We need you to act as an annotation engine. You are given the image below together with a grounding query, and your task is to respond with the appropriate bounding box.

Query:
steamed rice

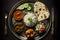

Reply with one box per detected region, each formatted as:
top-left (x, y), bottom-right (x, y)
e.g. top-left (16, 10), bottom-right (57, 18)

top-left (23, 12), bottom-right (37, 27)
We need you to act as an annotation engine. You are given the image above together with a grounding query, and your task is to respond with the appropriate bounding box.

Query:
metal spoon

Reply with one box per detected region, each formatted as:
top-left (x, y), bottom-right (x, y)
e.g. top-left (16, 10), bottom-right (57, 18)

top-left (5, 13), bottom-right (8, 35)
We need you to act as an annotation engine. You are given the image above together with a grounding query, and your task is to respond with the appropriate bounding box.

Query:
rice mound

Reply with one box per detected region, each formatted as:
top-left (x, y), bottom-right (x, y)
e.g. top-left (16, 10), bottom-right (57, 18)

top-left (23, 12), bottom-right (37, 27)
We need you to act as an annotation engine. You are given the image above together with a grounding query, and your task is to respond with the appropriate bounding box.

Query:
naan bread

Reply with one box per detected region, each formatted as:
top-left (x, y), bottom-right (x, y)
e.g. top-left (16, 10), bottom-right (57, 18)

top-left (34, 2), bottom-right (50, 21)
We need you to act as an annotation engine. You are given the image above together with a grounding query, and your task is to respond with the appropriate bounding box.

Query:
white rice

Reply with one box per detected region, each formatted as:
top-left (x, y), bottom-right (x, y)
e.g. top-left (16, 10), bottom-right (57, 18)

top-left (23, 12), bottom-right (37, 27)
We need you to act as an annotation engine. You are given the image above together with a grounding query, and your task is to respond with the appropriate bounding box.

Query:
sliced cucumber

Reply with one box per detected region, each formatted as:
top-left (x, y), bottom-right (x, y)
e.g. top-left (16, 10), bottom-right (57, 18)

top-left (27, 6), bottom-right (31, 10)
top-left (18, 5), bottom-right (24, 10)
top-left (17, 3), bottom-right (32, 11)
top-left (23, 3), bottom-right (29, 8)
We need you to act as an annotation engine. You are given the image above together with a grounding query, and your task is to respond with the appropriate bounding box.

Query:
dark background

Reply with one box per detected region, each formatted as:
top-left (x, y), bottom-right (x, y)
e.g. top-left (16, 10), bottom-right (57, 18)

top-left (0, 0), bottom-right (59, 40)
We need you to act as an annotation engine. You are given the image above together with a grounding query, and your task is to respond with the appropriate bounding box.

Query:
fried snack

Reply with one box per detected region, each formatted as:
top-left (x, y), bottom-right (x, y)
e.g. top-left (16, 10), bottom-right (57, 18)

top-left (25, 29), bottom-right (35, 38)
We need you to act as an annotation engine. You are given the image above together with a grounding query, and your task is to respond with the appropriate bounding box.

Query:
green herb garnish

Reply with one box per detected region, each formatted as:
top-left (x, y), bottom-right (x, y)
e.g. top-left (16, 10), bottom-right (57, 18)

top-left (28, 18), bottom-right (32, 22)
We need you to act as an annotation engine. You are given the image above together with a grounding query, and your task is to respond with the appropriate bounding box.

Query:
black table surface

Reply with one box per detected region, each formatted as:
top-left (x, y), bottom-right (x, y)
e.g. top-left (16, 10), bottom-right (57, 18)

top-left (1, 0), bottom-right (58, 40)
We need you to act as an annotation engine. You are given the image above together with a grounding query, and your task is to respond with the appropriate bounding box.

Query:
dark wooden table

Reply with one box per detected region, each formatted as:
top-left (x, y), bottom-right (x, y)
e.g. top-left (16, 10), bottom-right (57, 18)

top-left (1, 0), bottom-right (58, 40)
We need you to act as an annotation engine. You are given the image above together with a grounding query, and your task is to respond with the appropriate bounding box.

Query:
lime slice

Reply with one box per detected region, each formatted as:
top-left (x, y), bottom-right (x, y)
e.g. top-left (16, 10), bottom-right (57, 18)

top-left (24, 3), bottom-right (29, 8)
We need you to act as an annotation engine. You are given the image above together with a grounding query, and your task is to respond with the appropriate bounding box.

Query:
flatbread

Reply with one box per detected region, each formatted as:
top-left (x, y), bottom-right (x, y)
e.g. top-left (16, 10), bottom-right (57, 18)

top-left (34, 2), bottom-right (50, 21)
